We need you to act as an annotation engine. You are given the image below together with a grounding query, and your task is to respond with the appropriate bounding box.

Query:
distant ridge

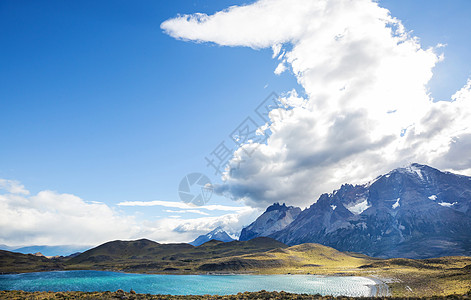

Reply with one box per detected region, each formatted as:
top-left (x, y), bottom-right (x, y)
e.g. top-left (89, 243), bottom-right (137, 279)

top-left (189, 226), bottom-right (234, 246)
top-left (12, 245), bottom-right (90, 257)
top-left (0, 244), bottom-right (16, 251)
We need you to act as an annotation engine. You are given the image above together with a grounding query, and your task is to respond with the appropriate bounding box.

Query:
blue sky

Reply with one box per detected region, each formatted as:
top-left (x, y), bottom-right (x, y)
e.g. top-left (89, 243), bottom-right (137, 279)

top-left (1, 0), bottom-right (471, 246)
top-left (0, 0), bottom-right (296, 207)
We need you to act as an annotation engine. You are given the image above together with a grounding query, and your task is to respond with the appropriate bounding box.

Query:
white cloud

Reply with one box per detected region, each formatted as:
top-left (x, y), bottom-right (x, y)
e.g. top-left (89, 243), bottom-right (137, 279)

top-left (274, 61), bottom-right (287, 75)
top-left (141, 207), bottom-right (261, 243)
top-left (118, 200), bottom-right (192, 209)
top-left (118, 199), bottom-right (247, 212)
top-left (164, 209), bottom-right (210, 216)
top-left (0, 179), bottom-right (29, 195)
top-left (0, 186), bottom-right (139, 247)
top-left (0, 179), bottom-right (259, 246)
top-left (162, 0), bottom-right (471, 208)
top-left (161, 1), bottom-right (308, 49)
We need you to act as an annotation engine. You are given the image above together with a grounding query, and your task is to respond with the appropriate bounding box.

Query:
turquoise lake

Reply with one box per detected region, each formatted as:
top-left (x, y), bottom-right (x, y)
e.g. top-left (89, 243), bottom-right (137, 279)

top-left (0, 271), bottom-right (384, 296)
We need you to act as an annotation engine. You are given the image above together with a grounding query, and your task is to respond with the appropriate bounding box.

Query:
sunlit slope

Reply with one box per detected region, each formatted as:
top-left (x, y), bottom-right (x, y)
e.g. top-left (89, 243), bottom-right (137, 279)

top-left (197, 243), bottom-right (374, 273)
top-left (361, 256), bottom-right (471, 297)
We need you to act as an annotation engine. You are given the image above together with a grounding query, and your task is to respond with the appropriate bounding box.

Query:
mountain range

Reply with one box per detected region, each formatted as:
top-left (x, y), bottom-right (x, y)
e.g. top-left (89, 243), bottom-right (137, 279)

top-left (2, 163), bottom-right (470, 261)
top-left (9, 245), bottom-right (90, 257)
top-left (242, 163), bottom-right (471, 258)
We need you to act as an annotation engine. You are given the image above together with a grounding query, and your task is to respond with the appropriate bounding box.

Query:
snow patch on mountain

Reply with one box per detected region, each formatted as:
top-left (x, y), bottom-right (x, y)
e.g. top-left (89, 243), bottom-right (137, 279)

top-left (404, 164), bottom-right (425, 181)
top-left (344, 198), bottom-right (371, 215)
top-left (392, 198), bottom-right (400, 209)
top-left (438, 202), bottom-right (458, 207)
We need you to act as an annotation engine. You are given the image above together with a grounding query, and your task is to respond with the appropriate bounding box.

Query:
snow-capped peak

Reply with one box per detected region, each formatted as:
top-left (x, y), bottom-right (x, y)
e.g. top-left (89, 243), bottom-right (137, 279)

top-left (405, 164), bottom-right (425, 180)
top-left (212, 227), bottom-right (224, 234)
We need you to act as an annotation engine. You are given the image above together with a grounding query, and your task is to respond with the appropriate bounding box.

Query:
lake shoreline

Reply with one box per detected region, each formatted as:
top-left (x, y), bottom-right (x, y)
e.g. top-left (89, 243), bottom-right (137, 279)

top-left (366, 276), bottom-right (390, 297)
top-left (1, 289), bottom-right (470, 300)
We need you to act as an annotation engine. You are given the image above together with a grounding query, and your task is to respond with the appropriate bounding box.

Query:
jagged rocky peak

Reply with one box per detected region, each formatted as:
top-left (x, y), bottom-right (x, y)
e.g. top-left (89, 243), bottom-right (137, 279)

top-left (265, 202), bottom-right (289, 212)
top-left (268, 164), bottom-right (471, 259)
top-left (239, 202), bottom-right (301, 241)
top-left (318, 183), bottom-right (370, 216)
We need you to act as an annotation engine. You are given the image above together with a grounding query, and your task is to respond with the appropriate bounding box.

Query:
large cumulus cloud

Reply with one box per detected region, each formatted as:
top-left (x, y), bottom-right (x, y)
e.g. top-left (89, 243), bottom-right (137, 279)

top-left (162, 0), bottom-right (471, 208)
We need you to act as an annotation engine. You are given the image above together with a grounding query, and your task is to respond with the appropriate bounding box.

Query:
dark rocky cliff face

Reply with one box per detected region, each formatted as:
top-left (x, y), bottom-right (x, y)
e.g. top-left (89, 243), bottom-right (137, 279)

top-left (239, 203), bottom-right (301, 241)
top-left (269, 164), bottom-right (471, 258)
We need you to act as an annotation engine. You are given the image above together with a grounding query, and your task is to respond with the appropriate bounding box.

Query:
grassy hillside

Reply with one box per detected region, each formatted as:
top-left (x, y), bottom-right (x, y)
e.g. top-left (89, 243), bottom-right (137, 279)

top-left (0, 250), bottom-right (63, 274)
top-left (360, 256), bottom-right (471, 297)
top-left (197, 243), bottom-right (372, 273)
top-left (65, 237), bottom-right (288, 273)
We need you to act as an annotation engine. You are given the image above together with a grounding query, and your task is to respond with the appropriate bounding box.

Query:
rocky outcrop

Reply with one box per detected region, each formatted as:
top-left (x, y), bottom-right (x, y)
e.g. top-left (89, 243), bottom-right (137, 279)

top-left (239, 203), bottom-right (301, 241)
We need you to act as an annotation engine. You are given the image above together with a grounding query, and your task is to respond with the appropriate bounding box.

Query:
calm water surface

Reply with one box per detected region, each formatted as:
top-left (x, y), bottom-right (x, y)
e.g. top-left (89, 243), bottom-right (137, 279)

top-left (0, 271), bottom-right (381, 296)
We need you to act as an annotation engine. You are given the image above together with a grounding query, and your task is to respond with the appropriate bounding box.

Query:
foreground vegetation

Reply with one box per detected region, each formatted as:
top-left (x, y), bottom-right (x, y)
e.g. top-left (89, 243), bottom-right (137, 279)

top-left (1, 290), bottom-right (471, 300)
top-left (1, 238), bottom-right (471, 297)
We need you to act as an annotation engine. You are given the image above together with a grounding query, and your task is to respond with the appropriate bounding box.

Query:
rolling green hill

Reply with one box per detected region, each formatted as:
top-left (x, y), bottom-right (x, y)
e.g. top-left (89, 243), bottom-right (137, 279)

top-left (65, 237), bottom-right (288, 273)
top-left (66, 239), bottom-right (193, 265)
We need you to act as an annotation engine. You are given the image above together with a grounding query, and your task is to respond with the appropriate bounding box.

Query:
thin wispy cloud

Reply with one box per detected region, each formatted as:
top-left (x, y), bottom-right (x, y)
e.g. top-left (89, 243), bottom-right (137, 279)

top-left (164, 209), bottom-right (210, 216)
top-left (118, 200), bottom-right (248, 212)
top-left (0, 179), bottom-right (29, 195)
